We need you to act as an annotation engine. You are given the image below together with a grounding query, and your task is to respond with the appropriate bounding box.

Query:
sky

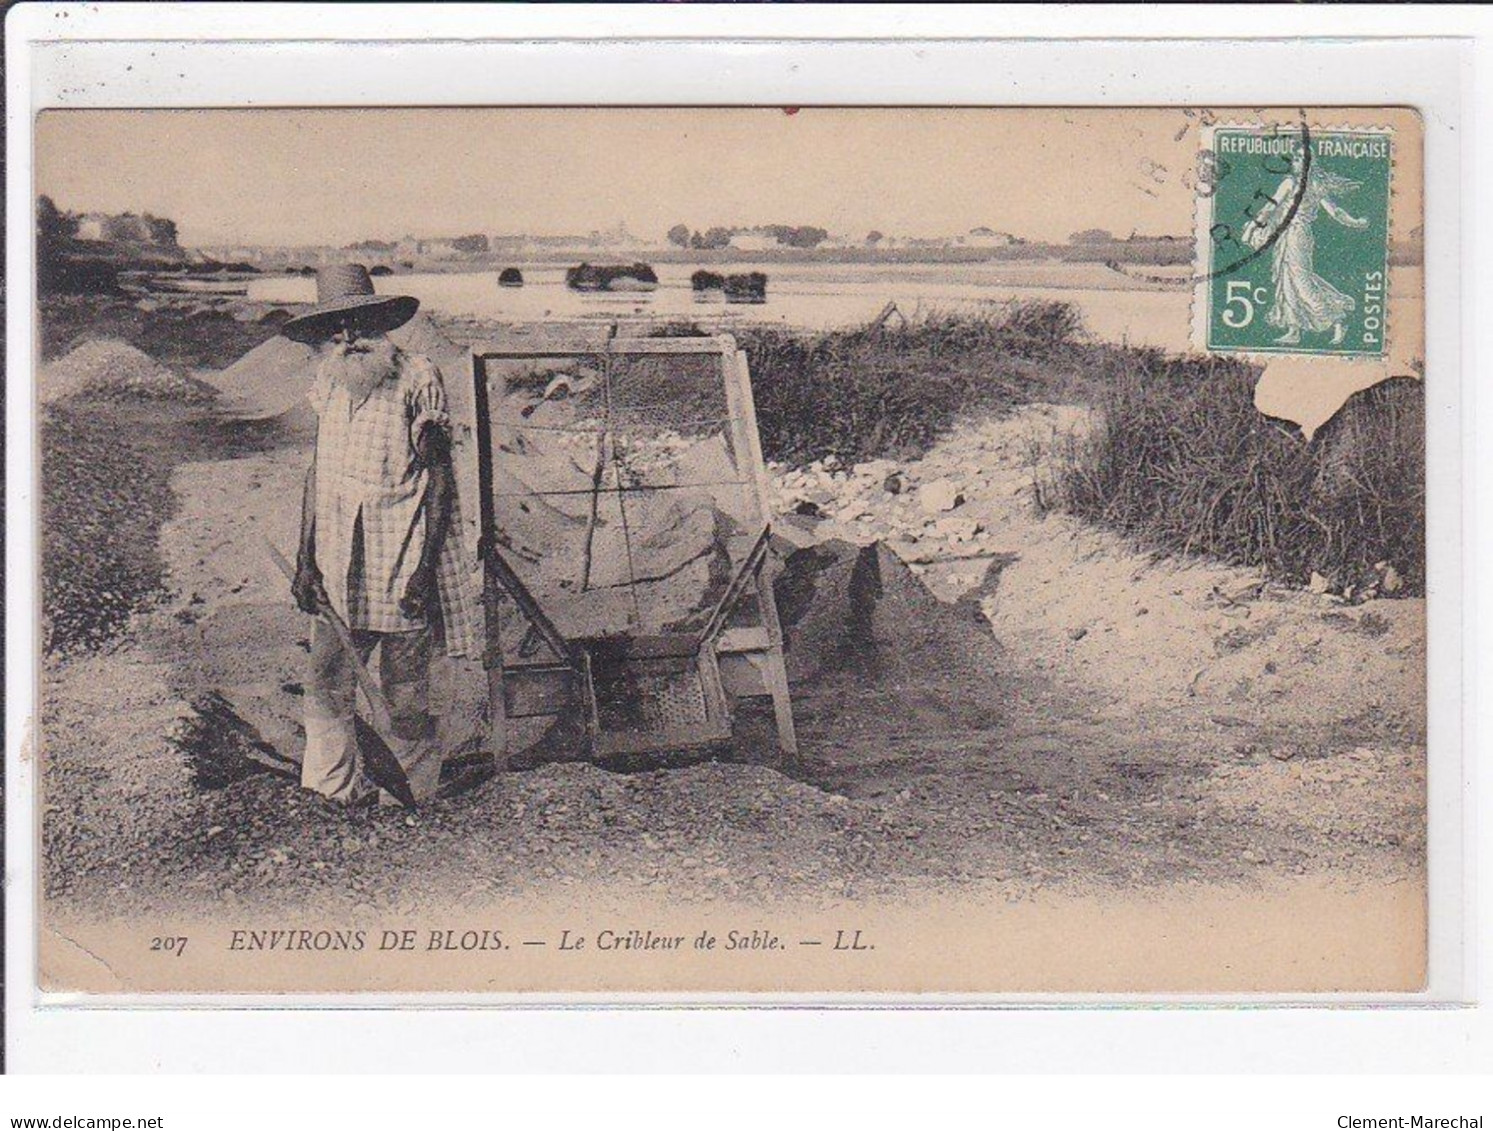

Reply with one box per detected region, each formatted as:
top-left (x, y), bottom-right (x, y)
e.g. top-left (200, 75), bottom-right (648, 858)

top-left (34, 108), bottom-right (1422, 247)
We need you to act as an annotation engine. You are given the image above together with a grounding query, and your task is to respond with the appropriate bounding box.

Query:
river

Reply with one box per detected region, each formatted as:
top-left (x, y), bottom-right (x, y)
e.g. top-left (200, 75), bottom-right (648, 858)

top-left (246, 261), bottom-right (1423, 355)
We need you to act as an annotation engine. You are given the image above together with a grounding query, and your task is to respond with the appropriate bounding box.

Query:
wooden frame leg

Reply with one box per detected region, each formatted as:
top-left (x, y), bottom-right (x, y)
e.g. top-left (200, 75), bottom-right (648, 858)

top-left (487, 665), bottom-right (509, 768)
top-left (762, 646), bottom-right (798, 757)
top-left (752, 567), bottom-right (798, 757)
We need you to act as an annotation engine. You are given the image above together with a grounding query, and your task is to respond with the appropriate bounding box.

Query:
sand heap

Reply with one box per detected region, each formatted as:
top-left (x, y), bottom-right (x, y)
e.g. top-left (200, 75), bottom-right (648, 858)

top-left (212, 335), bottom-right (318, 419)
top-left (773, 538), bottom-right (1006, 738)
top-left (391, 312), bottom-right (469, 372)
top-left (210, 312), bottom-right (472, 426)
top-left (40, 340), bottom-right (217, 406)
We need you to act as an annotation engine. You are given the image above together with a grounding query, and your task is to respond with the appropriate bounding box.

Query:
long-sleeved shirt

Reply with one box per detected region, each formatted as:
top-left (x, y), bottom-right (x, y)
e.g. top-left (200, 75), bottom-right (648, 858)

top-left (308, 347), bottom-right (481, 658)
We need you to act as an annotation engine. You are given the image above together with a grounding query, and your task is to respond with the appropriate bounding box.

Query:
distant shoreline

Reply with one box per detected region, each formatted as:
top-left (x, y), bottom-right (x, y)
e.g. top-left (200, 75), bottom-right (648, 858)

top-left (186, 239), bottom-right (1423, 276)
top-left (198, 242), bottom-right (1190, 271)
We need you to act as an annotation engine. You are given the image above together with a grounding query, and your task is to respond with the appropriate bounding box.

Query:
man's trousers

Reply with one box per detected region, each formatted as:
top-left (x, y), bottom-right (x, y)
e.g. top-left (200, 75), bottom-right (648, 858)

top-left (302, 621), bottom-right (441, 804)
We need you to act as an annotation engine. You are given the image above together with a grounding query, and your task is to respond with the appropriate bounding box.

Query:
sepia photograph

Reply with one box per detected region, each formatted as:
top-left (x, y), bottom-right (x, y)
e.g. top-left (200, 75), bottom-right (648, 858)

top-left (31, 106), bottom-right (1427, 995)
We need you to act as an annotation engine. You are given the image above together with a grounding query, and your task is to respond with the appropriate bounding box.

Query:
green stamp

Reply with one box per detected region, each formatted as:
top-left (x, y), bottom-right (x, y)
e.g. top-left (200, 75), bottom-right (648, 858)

top-left (1202, 125), bottom-right (1392, 357)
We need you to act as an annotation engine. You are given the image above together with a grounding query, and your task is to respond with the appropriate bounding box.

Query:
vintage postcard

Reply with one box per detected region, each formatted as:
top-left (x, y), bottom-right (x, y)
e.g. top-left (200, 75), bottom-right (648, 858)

top-left (32, 106), bottom-right (1426, 995)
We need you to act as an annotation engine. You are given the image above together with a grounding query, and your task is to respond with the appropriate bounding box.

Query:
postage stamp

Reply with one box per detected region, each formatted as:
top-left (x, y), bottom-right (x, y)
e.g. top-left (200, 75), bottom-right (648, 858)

top-left (1199, 124), bottom-right (1394, 357)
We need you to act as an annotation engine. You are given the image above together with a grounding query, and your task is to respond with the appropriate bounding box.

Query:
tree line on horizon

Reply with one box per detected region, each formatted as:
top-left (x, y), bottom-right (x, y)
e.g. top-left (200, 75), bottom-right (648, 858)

top-left (667, 223), bottom-right (831, 250)
top-left (665, 223), bottom-right (1195, 250)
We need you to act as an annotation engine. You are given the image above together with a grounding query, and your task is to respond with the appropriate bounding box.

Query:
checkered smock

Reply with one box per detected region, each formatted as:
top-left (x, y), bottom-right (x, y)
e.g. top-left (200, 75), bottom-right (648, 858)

top-left (309, 349), bottom-right (482, 658)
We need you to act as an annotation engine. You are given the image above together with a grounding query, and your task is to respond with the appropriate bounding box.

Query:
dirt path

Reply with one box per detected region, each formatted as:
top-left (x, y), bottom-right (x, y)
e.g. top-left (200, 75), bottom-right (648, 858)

top-left (40, 387), bottom-right (1425, 921)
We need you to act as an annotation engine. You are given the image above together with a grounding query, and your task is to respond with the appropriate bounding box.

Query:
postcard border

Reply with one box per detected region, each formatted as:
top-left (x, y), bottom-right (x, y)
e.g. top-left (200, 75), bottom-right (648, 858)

top-left (4, 12), bottom-right (1478, 1072)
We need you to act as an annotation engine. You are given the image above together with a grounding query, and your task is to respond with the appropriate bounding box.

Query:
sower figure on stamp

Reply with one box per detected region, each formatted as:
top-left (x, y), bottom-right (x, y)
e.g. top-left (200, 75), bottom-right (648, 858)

top-left (1242, 148), bottom-right (1370, 347)
top-left (283, 264), bottom-right (481, 807)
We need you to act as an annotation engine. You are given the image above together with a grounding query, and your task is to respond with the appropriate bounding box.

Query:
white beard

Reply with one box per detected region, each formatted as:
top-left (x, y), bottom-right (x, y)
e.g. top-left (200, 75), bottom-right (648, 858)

top-left (322, 336), bottom-right (399, 406)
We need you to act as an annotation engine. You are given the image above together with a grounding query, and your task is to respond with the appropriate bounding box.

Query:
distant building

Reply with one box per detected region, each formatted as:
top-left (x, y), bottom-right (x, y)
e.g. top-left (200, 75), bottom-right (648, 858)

top-left (1069, 228), bottom-right (1116, 245)
top-left (386, 236), bottom-right (482, 260)
top-left (592, 220), bottom-right (654, 250)
top-left (419, 238), bottom-right (464, 259)
top-left (75, 211), bottom-right (180, 250)
top-left (961, 227), bottom-right (1017, 248)
top-left (488, 234), bottom-right (528, 255)
top-left (74, 215), bottom-right (106, 241)
top-left (519, 234), bottom-right (599, 251)
top-left (194, 245), bottom-right (265, 264)
top-left (728, 232), bottom-right (779, 252)
top-left (819, 233), bottom-right (863, 250)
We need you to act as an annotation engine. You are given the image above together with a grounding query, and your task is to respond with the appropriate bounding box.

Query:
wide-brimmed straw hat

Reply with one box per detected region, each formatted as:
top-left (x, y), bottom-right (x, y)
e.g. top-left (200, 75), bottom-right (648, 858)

top-left (280, 263), bottom-right (419, 344)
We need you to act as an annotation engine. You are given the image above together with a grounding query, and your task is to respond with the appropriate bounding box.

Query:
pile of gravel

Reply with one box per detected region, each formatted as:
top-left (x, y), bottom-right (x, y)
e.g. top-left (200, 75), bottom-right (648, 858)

top-left (41, 402), bottom-right (176, 653)
top-left (41, 339), bottom-right (217, 405)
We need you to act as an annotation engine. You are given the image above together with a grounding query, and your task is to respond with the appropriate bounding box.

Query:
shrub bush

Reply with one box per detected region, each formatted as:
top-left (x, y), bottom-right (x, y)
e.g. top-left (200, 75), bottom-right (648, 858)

top-left (1041, 349), bottom-right (1424, 596)
top-left (739, 302), bottom-right (1081, 466)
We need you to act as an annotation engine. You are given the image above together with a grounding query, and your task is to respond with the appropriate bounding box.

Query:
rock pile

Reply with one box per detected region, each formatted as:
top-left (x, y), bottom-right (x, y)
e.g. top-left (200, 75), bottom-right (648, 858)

top-left (766, 447), bottom-right (1003, 565)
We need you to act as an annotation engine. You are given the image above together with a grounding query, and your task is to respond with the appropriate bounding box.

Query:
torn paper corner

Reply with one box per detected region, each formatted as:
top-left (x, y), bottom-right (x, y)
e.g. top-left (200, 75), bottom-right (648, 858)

top-left (1254, 356), bottom-right (1419, 441)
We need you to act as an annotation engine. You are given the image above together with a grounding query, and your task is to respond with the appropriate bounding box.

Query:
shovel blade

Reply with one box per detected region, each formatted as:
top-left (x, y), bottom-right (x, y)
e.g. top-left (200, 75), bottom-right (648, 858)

top-left (353, 713), bottom-right (418, 810)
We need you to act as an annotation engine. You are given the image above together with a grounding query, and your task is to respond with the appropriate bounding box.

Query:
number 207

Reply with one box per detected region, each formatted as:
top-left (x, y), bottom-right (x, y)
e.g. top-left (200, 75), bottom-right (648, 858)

top-left (150, 936), bottom-right (188, 957)
top-left (1221, 281), bottom-right (1271, 329)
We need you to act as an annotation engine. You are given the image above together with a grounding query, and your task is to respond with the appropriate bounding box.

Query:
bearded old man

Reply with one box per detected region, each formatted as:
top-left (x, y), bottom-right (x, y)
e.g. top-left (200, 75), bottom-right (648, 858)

top-left (282, 264), bottom-right (480, 807)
